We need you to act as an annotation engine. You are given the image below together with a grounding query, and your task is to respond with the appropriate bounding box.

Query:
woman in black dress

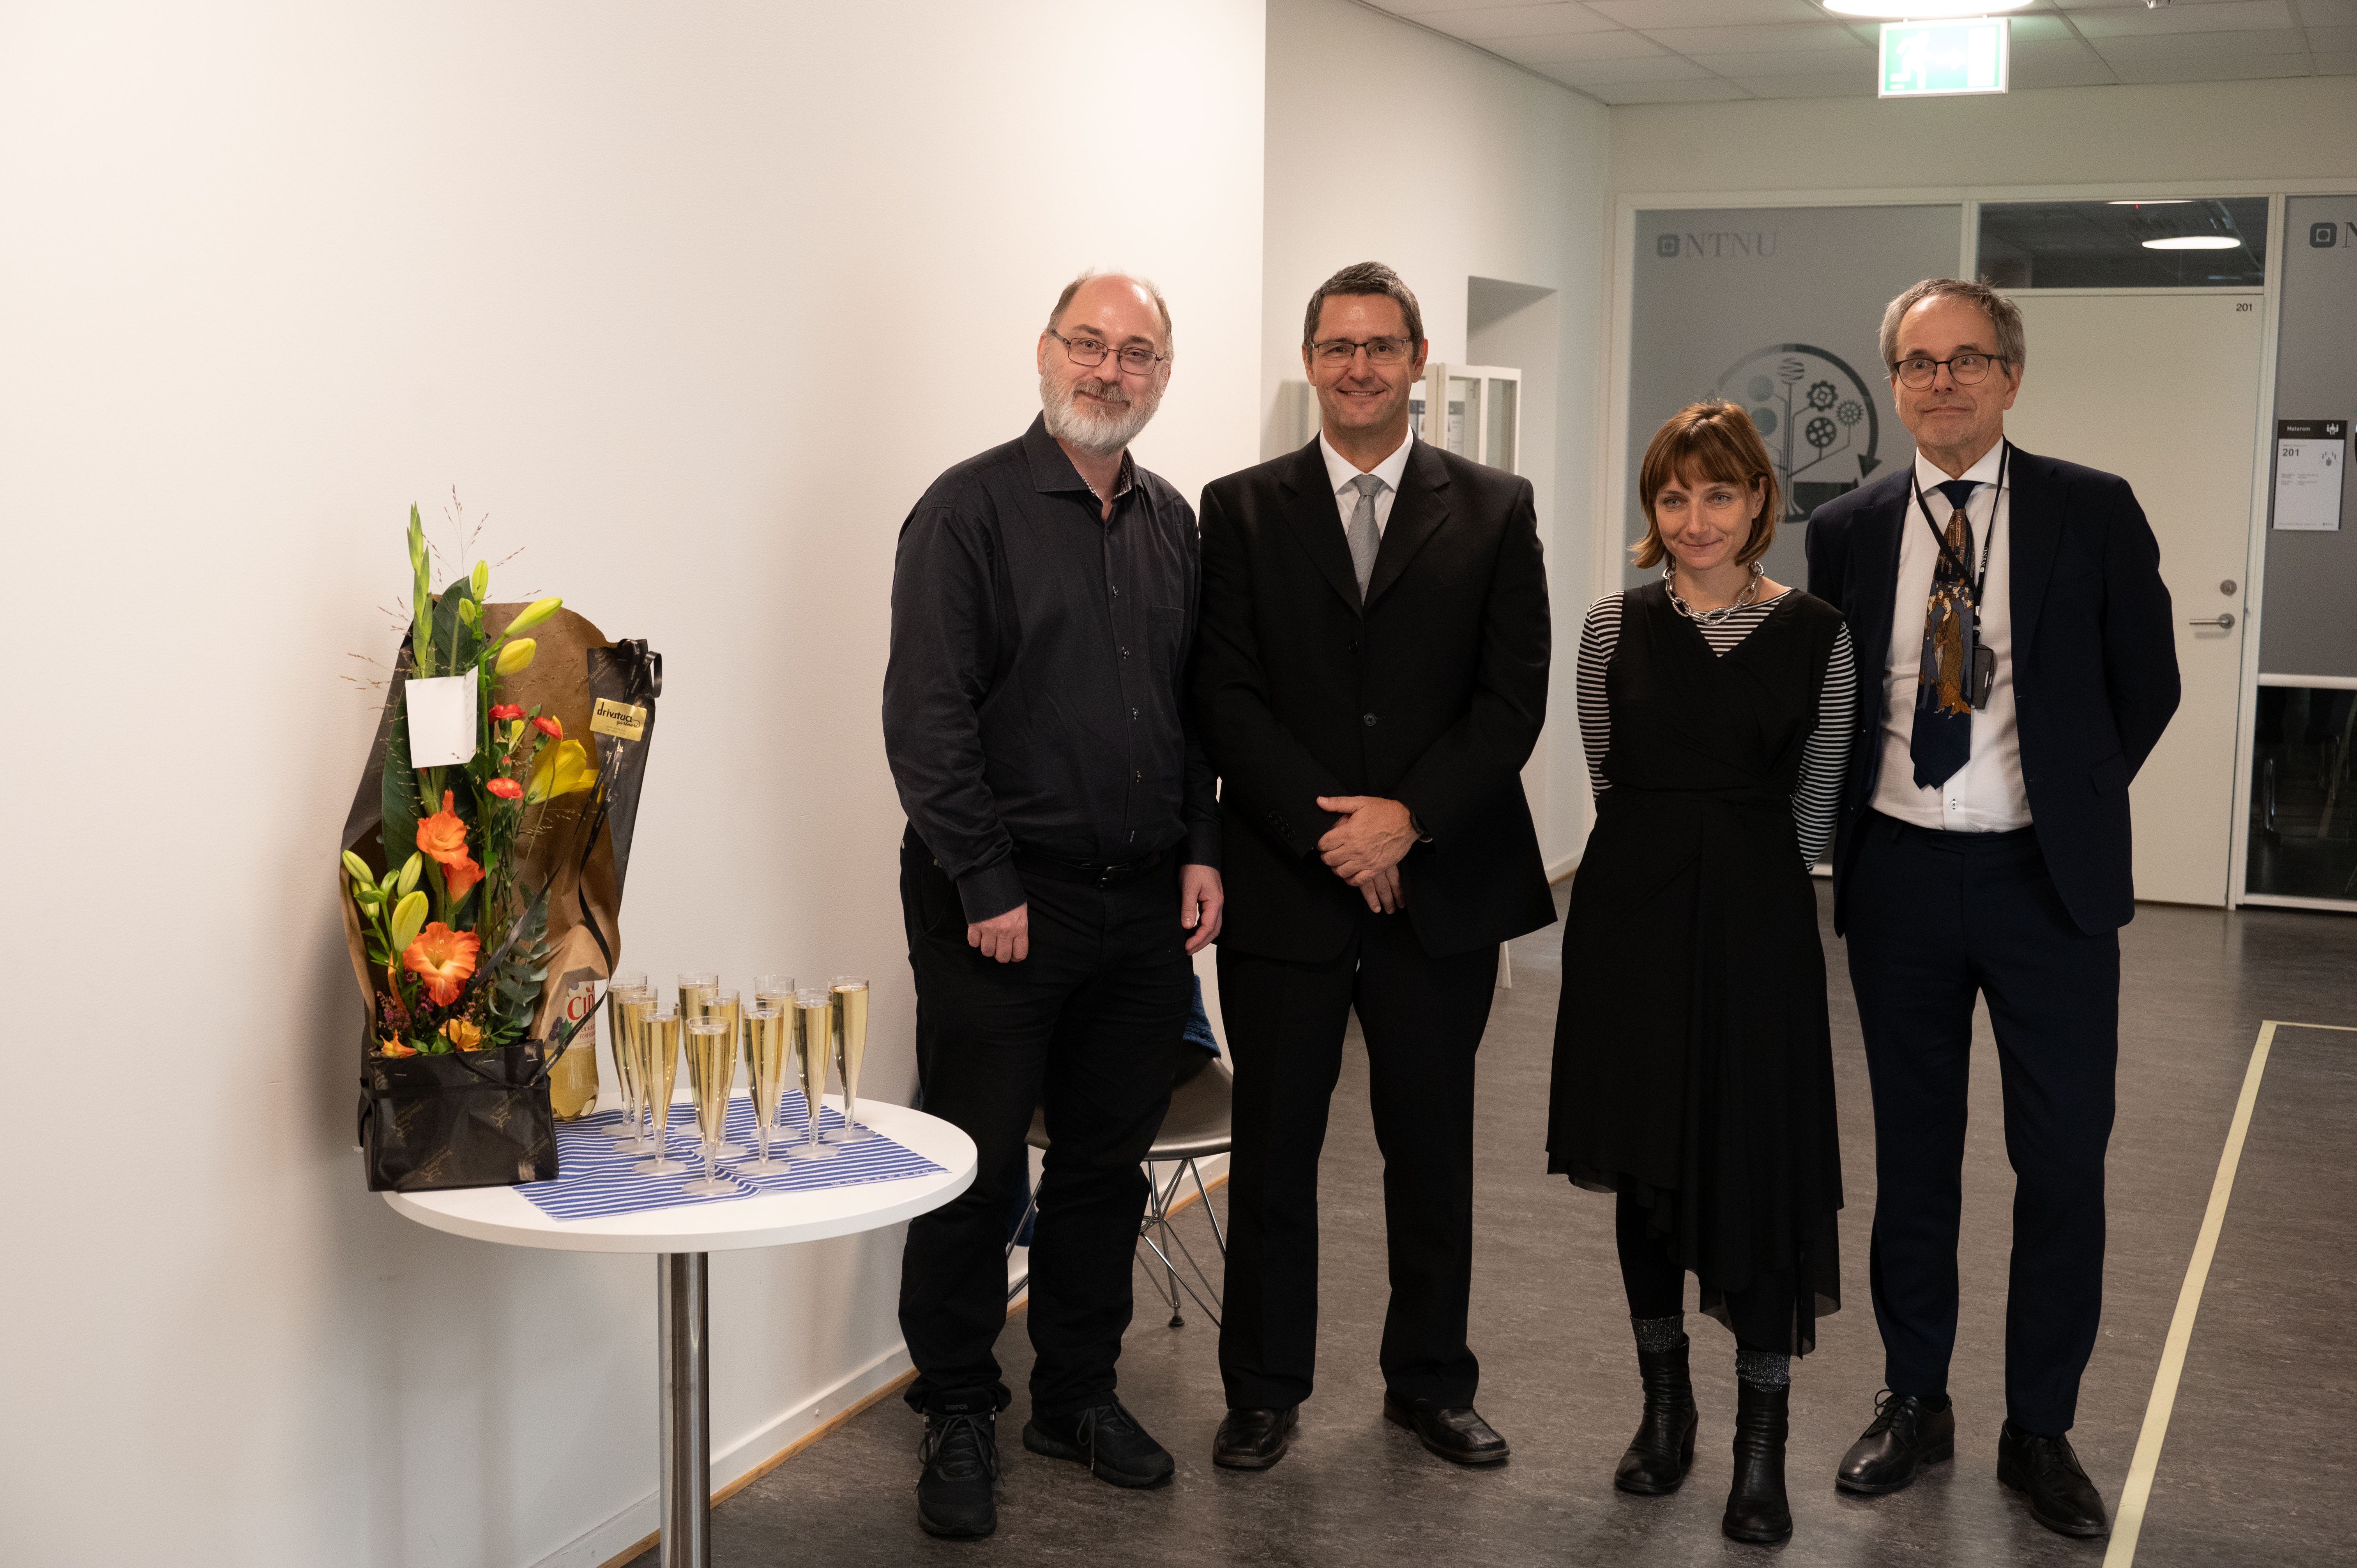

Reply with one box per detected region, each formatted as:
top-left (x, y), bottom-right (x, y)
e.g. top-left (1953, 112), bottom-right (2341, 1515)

top-left (1547, 401), bottom-right (1855, 1544)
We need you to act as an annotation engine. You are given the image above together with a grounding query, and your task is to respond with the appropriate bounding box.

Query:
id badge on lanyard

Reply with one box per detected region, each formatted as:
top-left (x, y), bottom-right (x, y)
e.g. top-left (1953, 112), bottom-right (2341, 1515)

top-left (1913, 444), bottom-right (2006, 711)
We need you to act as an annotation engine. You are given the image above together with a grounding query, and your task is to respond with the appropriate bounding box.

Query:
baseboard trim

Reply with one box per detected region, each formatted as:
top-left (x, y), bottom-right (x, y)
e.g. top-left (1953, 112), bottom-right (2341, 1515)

top-left (528, 1340), bottom-right (920, 1568)
top-left (1546, 853), bottom-right (1580, 885)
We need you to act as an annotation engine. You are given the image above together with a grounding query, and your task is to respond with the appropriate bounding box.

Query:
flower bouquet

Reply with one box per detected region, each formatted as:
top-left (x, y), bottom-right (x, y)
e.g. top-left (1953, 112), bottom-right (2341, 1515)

top-left (340, 507), bottom-right (661, 1191)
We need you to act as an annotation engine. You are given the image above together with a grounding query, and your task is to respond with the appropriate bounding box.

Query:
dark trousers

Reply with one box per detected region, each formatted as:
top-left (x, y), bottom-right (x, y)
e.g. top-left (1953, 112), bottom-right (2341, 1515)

top-left (1845, 812), bottom-right (2118, 1435)
top-left (896, 835), bottom-right (1191, 1418)
top-left (1216, 914), bottom-right (1498, 1410)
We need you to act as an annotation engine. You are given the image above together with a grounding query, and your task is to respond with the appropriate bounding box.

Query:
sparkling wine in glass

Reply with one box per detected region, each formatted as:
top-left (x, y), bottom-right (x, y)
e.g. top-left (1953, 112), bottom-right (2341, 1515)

top-left (704, 989), bottom-right (747, 1160)
top-left (631, 1002), bottom-right (687, 1175)
top-left (605, 979), bottom-right (650, 1146)
top-left (741, 1003), bottom-right (793, 1173)
top-left (788, 987), bottom-right (839, 1161)
top-left (830, 975), bottom-right (875, 1143)
top-left (681, 1012), bottom-right (737, 1196)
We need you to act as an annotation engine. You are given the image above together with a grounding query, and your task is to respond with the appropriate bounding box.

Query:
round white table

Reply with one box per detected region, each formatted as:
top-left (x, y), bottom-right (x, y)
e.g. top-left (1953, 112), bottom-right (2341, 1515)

top-left (386, 1095), bottom-right (975, 1568)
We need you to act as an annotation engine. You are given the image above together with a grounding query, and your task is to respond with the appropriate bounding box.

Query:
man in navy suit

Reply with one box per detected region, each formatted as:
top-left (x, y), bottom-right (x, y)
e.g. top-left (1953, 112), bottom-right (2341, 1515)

top-left (1805, 278), bottom-right (2179, 1540)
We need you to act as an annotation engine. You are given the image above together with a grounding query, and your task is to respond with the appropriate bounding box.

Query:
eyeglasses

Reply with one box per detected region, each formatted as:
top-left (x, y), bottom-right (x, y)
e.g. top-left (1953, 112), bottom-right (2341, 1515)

top-left (1311, 336), bottom-right (1414, 367)
top-left (1047, 328), bottom-right (1168, 375)
top-left (1892, 352), bottom-right (2008, 389)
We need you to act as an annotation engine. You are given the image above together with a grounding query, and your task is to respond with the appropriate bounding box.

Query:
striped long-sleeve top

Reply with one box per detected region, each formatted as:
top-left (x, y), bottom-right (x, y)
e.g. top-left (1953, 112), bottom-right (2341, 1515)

top-left (1576, 590), bottom-right (1857, 867)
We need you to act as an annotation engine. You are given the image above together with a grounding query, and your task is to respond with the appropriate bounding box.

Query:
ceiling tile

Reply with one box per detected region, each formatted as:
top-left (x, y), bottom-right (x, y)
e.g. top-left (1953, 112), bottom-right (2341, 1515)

top-left (1586, 0), bottom-right (1825, 28)
top-left (2069, 2), bottom-right (2294, 35)
top-left (2010, 36), bottom-right (2108, 62)
top-left (1376, 0), bottom-right (1590, 13)
top-left (2310, 48), bottom-right (2357, 69)
top-left (1500, 29), bottom-right (1673, 60)
top-left (2009, 56), bottom-right (2126, 86)
top-left (2107, 51), bottom-right (2318, 77)
top-left (1541, 52), bottom-right (1724, 79)
top-left (1578, 75), bottom-right (1761, 101)
top-left (2088, 25), bottom-right (2306, 55)
top-left (2294, 0), bottom-right (2357, 24)
top-left (1637, 21), bottom-right (1867, 51)
top-left (1395, 3), bottom-right (1621, 38)
top-left (2004, 15), bottom-right (2080, 41)
top-left (1728, 70), bottom-right (1881, 95)
top-left (1690, 46), bottom-right (1873, 74)
top-left (2302, 24), bottom-right (2357, 47)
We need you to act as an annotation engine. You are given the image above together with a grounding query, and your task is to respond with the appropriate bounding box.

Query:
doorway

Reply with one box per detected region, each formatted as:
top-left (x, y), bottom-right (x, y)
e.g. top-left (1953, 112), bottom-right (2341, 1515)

top-left (2003, 291), bottom-right (2265, 908)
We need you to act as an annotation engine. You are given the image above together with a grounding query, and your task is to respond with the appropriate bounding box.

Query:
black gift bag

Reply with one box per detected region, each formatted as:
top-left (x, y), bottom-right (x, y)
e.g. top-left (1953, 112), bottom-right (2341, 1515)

top-left (360, 1042), bottom-right (559, 1190)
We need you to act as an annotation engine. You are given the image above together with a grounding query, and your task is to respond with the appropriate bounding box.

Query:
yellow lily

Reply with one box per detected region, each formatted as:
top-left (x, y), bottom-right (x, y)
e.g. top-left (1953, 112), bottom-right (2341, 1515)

top-left (496, 637), bottom-right (537, 676)
top-left (504, 595), bottom-right (563, 637)
top-left (341, 850), bottom-right (375, 888)
top-left (396, 851), bottom-right (424, 897)
top-left (389, 889), bottom-right (430, 954)
top-left (527, 738), bottom-right (595, 802)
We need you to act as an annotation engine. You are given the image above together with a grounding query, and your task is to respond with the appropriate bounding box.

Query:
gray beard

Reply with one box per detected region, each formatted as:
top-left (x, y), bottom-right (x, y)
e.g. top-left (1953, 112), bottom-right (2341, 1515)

top-left (1040, 371), bottom-right (1160, 458)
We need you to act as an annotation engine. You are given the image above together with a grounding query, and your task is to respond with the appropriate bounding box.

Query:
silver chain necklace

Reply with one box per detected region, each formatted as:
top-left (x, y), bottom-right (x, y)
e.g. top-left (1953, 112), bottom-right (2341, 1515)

top-left (1662, 560), bottom-right (1765, 626)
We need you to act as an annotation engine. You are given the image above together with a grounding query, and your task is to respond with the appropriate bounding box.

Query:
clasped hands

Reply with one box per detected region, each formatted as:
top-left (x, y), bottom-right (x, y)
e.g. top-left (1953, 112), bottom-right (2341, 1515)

top-left (1315, 795), bottom-right (1416, 914)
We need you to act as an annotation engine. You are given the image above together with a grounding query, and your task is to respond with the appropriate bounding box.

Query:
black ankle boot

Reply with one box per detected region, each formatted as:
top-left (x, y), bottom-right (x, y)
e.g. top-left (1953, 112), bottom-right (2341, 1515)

top-left (1722, 1381), bottom-right (1792, 1544)
top-left (1615, 1336), bottom-right (1699, 1495)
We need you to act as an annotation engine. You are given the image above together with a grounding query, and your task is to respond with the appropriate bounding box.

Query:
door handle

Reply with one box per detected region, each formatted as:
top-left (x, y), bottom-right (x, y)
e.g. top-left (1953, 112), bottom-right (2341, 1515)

top-left (2187, 613), bottom-right (2236, 629)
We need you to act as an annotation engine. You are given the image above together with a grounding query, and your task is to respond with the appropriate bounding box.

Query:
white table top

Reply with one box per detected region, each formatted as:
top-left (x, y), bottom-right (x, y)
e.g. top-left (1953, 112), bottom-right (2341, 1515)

top-left (384, 1096), bottom-right (976, 1255)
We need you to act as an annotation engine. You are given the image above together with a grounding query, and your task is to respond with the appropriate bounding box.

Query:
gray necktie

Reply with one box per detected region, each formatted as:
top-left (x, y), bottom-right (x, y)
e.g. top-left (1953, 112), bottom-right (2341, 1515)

top-left (1345, 473), bottom-right (1383, 599)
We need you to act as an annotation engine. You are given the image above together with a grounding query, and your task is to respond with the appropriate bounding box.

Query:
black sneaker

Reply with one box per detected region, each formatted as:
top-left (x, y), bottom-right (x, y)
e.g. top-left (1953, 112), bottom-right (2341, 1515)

top-left (1022, 1397), bottom-right (1176, 1489)
top-left (916, 1411), bottom-right (1000, 1540)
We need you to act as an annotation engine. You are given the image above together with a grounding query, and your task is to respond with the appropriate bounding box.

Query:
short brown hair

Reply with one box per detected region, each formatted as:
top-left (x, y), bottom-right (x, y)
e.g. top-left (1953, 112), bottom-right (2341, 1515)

top-left (1631, 402), bottom-right (1780, 570)
top-left (1878, 277), bottom-right (2025, 374)
top-left (1301, 260), bottom-right (1423, 348)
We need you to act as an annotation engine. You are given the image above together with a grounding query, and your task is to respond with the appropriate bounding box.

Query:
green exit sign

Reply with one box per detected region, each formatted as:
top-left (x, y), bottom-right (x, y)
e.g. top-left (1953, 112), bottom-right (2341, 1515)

top-left (1880, 18), bottom-right (2010, 98)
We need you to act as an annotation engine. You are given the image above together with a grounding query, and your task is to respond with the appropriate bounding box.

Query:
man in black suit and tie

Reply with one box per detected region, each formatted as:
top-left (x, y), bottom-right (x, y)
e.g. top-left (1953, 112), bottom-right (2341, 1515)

top-left (1193, 262), bottom-right (1554, 1472)
top-left (1805, 278), bottom-right (2179, 1540)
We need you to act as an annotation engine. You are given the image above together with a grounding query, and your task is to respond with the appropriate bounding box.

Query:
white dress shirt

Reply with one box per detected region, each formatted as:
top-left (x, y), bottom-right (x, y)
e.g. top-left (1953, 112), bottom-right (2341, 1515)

top-left (1869, 441), bottom-right (2033, 832)
top-left (1318, 426), bottom-right (1415, 537)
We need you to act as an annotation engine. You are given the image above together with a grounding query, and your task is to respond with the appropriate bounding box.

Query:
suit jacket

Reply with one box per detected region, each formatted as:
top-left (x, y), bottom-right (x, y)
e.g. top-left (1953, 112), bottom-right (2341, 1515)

top-left (1804, 444), bottom-right (2180, 936)
top-left (1193, 436), bottom-right (1556, 963)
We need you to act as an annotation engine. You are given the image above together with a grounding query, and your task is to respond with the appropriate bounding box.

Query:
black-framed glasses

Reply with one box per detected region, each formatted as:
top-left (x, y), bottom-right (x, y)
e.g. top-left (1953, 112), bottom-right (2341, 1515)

top-left (1893, 351), bottom-right (2009, 389)
top-left (1047, 328), bottom-right (1168, 375)
top-left (1311, 336), bottom-right (1414, 367)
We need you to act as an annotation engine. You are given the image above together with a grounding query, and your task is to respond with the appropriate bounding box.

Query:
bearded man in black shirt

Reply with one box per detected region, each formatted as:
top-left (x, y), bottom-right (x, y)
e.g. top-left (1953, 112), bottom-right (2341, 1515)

top-left (882, 271), bottom-right (1223, 1541)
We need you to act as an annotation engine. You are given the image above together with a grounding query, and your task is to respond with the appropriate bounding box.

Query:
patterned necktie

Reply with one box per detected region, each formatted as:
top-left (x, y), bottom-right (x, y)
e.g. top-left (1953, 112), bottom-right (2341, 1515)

top-left (1908, 478), bottom-right (1980, 789)
top-left (1345, 473), bottom-right (1383, 600)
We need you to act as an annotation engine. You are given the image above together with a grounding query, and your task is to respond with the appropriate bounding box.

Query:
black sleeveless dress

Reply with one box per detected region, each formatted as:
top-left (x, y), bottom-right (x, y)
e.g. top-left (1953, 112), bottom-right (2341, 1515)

top-left (1546, 582), bottom-right (1844, 1355)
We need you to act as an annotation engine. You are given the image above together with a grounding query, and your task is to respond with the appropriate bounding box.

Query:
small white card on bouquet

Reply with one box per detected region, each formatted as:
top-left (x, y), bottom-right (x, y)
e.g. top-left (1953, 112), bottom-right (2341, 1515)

top-left (405, 668), bottom-right (479, 766)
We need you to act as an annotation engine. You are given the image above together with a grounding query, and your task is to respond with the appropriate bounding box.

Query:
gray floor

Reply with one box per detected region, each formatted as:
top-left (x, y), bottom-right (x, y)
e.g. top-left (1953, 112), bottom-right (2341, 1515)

top-left (646, 884), bottom-right (2357, 1567)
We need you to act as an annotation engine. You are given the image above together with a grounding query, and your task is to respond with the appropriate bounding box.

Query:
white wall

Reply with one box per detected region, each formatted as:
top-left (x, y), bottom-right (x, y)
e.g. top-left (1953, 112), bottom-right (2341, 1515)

top-left (1264, 0), bottom-right (1612, 873)
top-left (1610, 74), bottom-right (2357, 196)
top-left (0, 4), bottom-right (1263, 1565)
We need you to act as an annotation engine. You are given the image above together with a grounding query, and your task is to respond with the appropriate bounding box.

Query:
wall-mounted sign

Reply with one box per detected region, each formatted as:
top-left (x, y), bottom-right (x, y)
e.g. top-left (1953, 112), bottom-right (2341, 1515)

top-left (1880, 19), bottom-right (2009, 98)
top-left (2274, 418), bottom-right (2346, 533)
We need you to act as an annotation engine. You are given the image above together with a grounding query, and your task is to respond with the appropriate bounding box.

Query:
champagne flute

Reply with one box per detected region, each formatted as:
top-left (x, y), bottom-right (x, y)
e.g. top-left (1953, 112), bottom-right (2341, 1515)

top-left (705, 988), bottom-right (748, 1159)
top-left (677, 973), bottom-right (723, 1141)
top-left (741, 1003), bottom-right (793, 1173)
top-left (787, 986), bottom-right (839, 1160)
top-left (631, 1001), bottom-right (687, 1175)
top-left (830, 975), bottom-right (875, 1143)
top-left (604, 978), bottom-right (650, 1146)
top-left (681, 1012), bottom-right (737, 1196)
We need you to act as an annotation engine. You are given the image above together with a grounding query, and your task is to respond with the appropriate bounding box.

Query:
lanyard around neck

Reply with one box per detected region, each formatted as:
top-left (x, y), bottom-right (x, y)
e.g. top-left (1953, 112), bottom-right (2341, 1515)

top-left (1911, 440), bottom-right (2007, 627)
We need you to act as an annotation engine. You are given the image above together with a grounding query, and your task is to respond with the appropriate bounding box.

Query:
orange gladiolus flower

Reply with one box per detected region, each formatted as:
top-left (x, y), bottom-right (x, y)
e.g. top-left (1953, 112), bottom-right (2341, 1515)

top-left (486, 776), bottom-right (523, 800)
top-left (402, 922), bottom-right (481, 1006)
top-left (442, 852), bottom-right (484, 904)
top-left (415, 790), bottom-right (472, 867)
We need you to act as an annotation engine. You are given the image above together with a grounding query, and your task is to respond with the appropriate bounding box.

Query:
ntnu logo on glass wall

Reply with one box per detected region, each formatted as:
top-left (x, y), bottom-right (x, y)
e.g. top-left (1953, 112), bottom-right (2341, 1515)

top-left (1657, 231), bottom-right (1781, 259)
top-left (2311, 221), bottom-right (2357, 248)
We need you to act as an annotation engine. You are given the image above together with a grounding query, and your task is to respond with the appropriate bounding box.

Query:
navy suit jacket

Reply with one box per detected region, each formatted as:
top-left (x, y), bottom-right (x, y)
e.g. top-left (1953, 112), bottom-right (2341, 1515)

top-left (1804, 444), bottom-right (2180, 936)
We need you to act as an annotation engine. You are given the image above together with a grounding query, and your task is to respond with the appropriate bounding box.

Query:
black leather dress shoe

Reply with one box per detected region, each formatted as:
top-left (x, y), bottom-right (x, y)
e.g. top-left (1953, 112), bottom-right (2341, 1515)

top-left (1023, 1397), bottom-right (1175, 1489)
top-left (915, 1412), bottom-right (999, 1540)
top-left (1382, 1393), bottom-right (1510, 1466)
top-left (1998, 1421), bottom-right (2108, 1539)
top-left (1615, 1337), bottom-right (1698, 1495)
top-left (1722, 1381), bottom-right (1792, 1545)
top-left (1212, 1405), bottom-right (1299, 1470)
top-left (1836, 1391), bottom-right (1956, 1495)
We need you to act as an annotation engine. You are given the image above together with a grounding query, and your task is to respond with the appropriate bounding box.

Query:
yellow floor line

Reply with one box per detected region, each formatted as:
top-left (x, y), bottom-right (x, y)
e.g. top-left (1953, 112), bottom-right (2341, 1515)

top-left (2106, 1019), bottom-right (2356, 1564)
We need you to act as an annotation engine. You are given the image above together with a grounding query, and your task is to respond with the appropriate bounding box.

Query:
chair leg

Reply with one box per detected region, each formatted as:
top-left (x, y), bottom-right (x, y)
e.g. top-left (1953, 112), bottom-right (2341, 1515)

top-left (1005, 1180), bottom-right (1038, 1305)
top-left (1187, 1158), bottom-right (1226, 1259)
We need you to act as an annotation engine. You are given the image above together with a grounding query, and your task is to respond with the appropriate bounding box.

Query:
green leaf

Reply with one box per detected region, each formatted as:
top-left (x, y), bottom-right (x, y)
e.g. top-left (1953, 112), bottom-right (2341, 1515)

top-left (380, 642), bottom-right (422, 876)
top-left (429, 572), bottom-right (480, 675)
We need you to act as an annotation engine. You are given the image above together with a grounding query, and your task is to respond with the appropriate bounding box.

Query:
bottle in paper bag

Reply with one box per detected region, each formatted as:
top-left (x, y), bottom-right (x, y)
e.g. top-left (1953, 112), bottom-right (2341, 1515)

top-left (548, 978), bottom-right (601, 1120)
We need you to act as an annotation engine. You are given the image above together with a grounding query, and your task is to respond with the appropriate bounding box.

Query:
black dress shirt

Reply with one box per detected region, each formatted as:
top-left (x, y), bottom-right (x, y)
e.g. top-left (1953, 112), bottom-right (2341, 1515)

top-left (885, 415), bottom-right (1219, 923)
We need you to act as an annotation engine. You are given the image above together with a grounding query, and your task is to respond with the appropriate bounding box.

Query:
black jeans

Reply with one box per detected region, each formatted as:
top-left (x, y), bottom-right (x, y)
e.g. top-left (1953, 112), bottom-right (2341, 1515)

top-left (1845, 812), bottom-right (2118, 1436)
top-left (1216, 915), bottom-right (1498, 1411)
top-left (896, 833), bottom-right (1193, 1418)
